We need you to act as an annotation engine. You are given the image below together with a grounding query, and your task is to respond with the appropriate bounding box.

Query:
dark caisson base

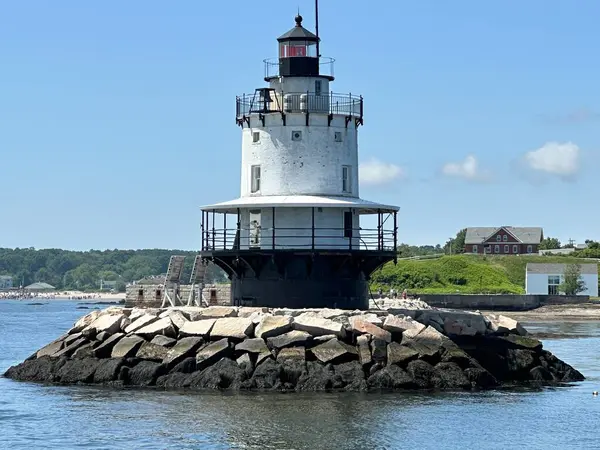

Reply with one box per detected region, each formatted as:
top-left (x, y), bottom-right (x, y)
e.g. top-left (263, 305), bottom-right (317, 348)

top-left (230, 277), bottom-right (369, 309)
top-left (202, 250), bottom-right (396, 310)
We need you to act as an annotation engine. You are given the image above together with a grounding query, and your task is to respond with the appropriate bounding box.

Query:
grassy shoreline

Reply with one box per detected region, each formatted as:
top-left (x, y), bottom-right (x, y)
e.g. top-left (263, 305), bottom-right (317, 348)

top-left (371, 254), bottom-right (598, 295)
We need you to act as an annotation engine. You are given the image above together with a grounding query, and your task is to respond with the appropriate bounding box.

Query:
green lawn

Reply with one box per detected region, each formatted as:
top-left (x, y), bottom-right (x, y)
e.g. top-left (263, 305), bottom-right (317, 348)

top-left (370, 254), bottom-right (594, 295)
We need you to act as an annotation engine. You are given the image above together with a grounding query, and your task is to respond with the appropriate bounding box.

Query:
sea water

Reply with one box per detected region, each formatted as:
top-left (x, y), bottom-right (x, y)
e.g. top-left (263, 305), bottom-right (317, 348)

top-left (1, 300), bottom-right (598, 450)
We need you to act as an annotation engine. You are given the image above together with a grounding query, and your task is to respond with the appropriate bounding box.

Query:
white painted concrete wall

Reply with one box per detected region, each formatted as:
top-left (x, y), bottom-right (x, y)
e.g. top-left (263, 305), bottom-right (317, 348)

top-left (269, 76), bottom-right (331, 96)
top-left (240, 74), bottom-right (360, 198)
top-left (241, 115), bottom-right (359, 197)
top-left (526, 273), bottom-right (598, 296)
top-left (238, 207), bottom-right (360, 250)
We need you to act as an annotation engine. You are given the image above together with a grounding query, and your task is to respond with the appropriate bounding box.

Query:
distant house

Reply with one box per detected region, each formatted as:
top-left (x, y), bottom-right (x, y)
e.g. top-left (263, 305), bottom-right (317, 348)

top-left (465, 226), bottom-right (544, 255)
top-left (24, 282), bottom-right (56, 292)
top-left (526, 263), bottom-right (598, 296)
top-left (0, 275), bottom-right (13, 290)
top-left (100, 280), bottom-right (118, 290)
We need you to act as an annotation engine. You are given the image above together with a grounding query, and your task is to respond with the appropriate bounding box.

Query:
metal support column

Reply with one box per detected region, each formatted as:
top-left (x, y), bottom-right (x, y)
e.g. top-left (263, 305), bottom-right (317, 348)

top-left (393, 211), bottom-right (398, 251)
top-left (348, 208), bottom-right (352, 250)
top-left (272, 207), bottom-right (276, 250)
top-left (377, 210), bottom-right (382, 251)
top-left (393, 211), bottom-right (398, 264)
top-left (236, 208), bottom-right (241, 250)
top-left (212, 209), bottom-right (216, 249)
top-left (200, 211), bottom-right (205, 251)
top-left (311, 207), bottom-right (315, 250)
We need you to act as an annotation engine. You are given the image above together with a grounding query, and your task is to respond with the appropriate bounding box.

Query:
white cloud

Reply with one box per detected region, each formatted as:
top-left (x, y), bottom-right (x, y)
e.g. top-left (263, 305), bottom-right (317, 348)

top-left (359, 159), bottom-right (405, 185)
top-left (441, 155), bottom-right (490, 181)
top-left (523, 141), bottom-right (580, 179)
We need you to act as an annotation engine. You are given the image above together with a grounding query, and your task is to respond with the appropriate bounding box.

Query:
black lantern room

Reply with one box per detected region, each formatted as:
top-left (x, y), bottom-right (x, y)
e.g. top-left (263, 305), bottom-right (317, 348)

top-left (276, 14), bottom-right (327, 79)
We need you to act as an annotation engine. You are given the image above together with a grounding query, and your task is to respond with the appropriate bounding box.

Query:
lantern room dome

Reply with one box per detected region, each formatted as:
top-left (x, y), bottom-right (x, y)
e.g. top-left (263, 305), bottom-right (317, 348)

top-left (277, 15), bottom-right (319, 42)
top-left (267, 14), bottom-right (331, 80)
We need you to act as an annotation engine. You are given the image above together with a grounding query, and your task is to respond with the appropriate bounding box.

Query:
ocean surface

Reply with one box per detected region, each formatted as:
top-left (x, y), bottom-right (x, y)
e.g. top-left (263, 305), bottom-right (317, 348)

top-left (1, 300), bottom-right (599, 450)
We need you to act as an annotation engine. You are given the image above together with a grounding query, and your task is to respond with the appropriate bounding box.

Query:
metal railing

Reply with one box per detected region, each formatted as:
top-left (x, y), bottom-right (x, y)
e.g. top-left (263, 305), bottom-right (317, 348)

top-left (263, 56), bottom-right (335, 79)
top-left (236, 91), bottom-right (363, 120)
top-left (201, 226), bottom-right (396, 252)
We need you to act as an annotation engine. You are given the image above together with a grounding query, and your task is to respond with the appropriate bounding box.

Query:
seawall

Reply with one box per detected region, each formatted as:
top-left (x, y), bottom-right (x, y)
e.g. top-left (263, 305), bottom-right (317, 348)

top-left (417, 294), bottom-right (591, 311)
top-left (3, 303), bottom-right (584, 391)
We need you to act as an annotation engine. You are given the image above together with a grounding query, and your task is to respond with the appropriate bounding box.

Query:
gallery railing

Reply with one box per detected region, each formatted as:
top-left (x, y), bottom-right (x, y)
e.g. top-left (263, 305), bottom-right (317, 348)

top-left (235, 91), bottom-right (363, 121)
top-left (201, 226), bottom-right (396, 252)
top-left (263, 57), bottom-right (335, 79)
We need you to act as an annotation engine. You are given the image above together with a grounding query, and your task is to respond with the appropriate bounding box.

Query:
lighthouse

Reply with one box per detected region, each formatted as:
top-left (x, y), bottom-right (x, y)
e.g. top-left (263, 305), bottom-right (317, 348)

top-left (200, 14), bottom-right (399, 309)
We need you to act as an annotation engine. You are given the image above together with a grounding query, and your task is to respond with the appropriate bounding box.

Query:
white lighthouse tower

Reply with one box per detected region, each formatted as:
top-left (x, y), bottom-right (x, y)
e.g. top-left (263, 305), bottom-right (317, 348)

top-left (200, 14), bottom-right (399, 309)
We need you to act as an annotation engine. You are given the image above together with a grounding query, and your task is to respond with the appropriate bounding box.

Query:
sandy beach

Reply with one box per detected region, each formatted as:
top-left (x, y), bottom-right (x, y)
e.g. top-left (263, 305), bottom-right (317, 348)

top-left (482, 302), bottom-right (600, 322)
top-left (0, 291), bottom-right (125, 302)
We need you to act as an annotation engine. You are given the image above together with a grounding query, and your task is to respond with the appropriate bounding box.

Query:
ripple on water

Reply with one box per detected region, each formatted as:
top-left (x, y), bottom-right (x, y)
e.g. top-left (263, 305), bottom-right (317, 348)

top-left (1, 301), bottom-right (599, 450)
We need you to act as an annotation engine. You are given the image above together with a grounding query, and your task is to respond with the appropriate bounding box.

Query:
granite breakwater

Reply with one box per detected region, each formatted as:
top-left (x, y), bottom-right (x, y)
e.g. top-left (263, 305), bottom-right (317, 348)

top-left (4, 304), bottom-right (584, 391)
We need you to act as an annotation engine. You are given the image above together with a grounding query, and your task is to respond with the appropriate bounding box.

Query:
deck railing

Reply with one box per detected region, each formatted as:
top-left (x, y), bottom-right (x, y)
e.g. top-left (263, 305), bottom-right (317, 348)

top-left (263, 57), bottom-right (335, 79)
top-left (201, 226), bottom-right (396, 252)
top-left (236, 91), bottom-right (363, 122)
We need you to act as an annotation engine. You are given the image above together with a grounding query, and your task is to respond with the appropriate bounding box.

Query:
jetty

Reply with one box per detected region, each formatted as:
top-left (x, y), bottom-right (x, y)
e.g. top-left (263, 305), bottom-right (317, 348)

top-left (4, 302), bottom-right (584, 390)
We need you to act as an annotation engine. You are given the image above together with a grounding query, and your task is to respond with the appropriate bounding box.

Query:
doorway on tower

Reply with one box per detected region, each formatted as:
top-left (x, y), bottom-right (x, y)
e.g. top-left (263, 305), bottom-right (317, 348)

top-left (249, 210), bottom-right (262, 248)
top-left (343, 211), bottom-right (353, 238)
top-left (209, 288), bottom-right (218, 305)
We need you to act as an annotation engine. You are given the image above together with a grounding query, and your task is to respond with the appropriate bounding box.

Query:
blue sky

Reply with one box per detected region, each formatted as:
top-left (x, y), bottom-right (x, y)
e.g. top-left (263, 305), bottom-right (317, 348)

top-left (1, 0), bottom-right (598, 250)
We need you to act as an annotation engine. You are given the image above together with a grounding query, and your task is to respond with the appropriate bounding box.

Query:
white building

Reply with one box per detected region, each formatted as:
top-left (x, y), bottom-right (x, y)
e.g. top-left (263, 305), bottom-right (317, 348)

top-left (199, 14), bottom-right (399, 309)
top-left (525, 263), bottom-right (598, 296)
top-left (0, 275), bottom-right (13, 290)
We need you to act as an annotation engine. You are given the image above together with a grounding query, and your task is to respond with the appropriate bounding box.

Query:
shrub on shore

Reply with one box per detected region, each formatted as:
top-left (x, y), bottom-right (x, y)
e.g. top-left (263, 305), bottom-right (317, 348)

top-left (370, 254), bottom-right (593, 295)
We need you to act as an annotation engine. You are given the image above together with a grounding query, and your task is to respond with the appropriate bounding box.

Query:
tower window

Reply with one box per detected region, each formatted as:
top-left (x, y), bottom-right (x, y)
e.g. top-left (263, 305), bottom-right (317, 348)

top-left (292, 130), bottom-right (302, 141)
top-left (252, 131), bottom-right (260, 143)
top-left (334, 132), bottom-right (342, 142)
top-left (315, 80), bottom-right (322, 96)
top-left (251, 165), bottom-right (261, 193)
top-left (342, 165), bottom-right (351, 193)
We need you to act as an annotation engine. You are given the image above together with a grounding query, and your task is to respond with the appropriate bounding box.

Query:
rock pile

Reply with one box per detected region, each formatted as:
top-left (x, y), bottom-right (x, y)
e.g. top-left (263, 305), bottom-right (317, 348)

top-left (4, 305), bottom-right (584, 391)
top-left (369, 297), bottom-right (432, 311)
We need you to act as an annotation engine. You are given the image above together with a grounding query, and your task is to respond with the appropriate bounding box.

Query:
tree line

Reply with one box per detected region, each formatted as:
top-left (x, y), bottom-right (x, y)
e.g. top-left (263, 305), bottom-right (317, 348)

top-left (0, 248), bottom-right (227, 292)
top-left (1, 233), bottom-right (597, 293)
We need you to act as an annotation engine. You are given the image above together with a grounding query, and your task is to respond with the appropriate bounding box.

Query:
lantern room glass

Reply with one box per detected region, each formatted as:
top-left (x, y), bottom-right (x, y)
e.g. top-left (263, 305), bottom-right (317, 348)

top-left (279, 40), bottom-right (317, 58)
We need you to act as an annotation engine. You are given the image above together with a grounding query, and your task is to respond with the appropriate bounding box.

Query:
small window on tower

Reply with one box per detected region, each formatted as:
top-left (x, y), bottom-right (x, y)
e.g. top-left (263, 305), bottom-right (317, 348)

top-left (334, 132), bottom-right (342, 142)
top-left (252, 131), bottom-right (260, 143)
top-left (315, 80), bottom-right (322, 96)
top-left (292, 130), bottom-right (302, 141)
top-left (342, 165), bottom-right (351, 193)
top-left (251, 165), bottom-right (261, 193)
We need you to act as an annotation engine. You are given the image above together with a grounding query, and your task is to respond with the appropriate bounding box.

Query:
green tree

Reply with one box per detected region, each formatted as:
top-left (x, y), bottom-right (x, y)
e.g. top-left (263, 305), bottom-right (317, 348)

top-left (585, 239), bottom-right (600, 250)
top-left (0, 247), bottom-right (228, 291)
top-left (559, 264), bottom-right (586, 295)
top-left (539, 237), bottom-right (561, 250)
top-left (444, 228), bottom-right (467, 254)
top-left (396, 243), bottom-right (443, 258)
top-left (453, 228), bottom-right (466, 253)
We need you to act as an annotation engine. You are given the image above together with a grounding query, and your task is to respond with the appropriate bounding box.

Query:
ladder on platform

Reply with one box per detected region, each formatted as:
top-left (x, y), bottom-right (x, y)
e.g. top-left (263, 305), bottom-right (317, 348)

top-left (187, 255), bottom-right (208, 307)
top-left (161, 255), bottom-right (186, 307)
